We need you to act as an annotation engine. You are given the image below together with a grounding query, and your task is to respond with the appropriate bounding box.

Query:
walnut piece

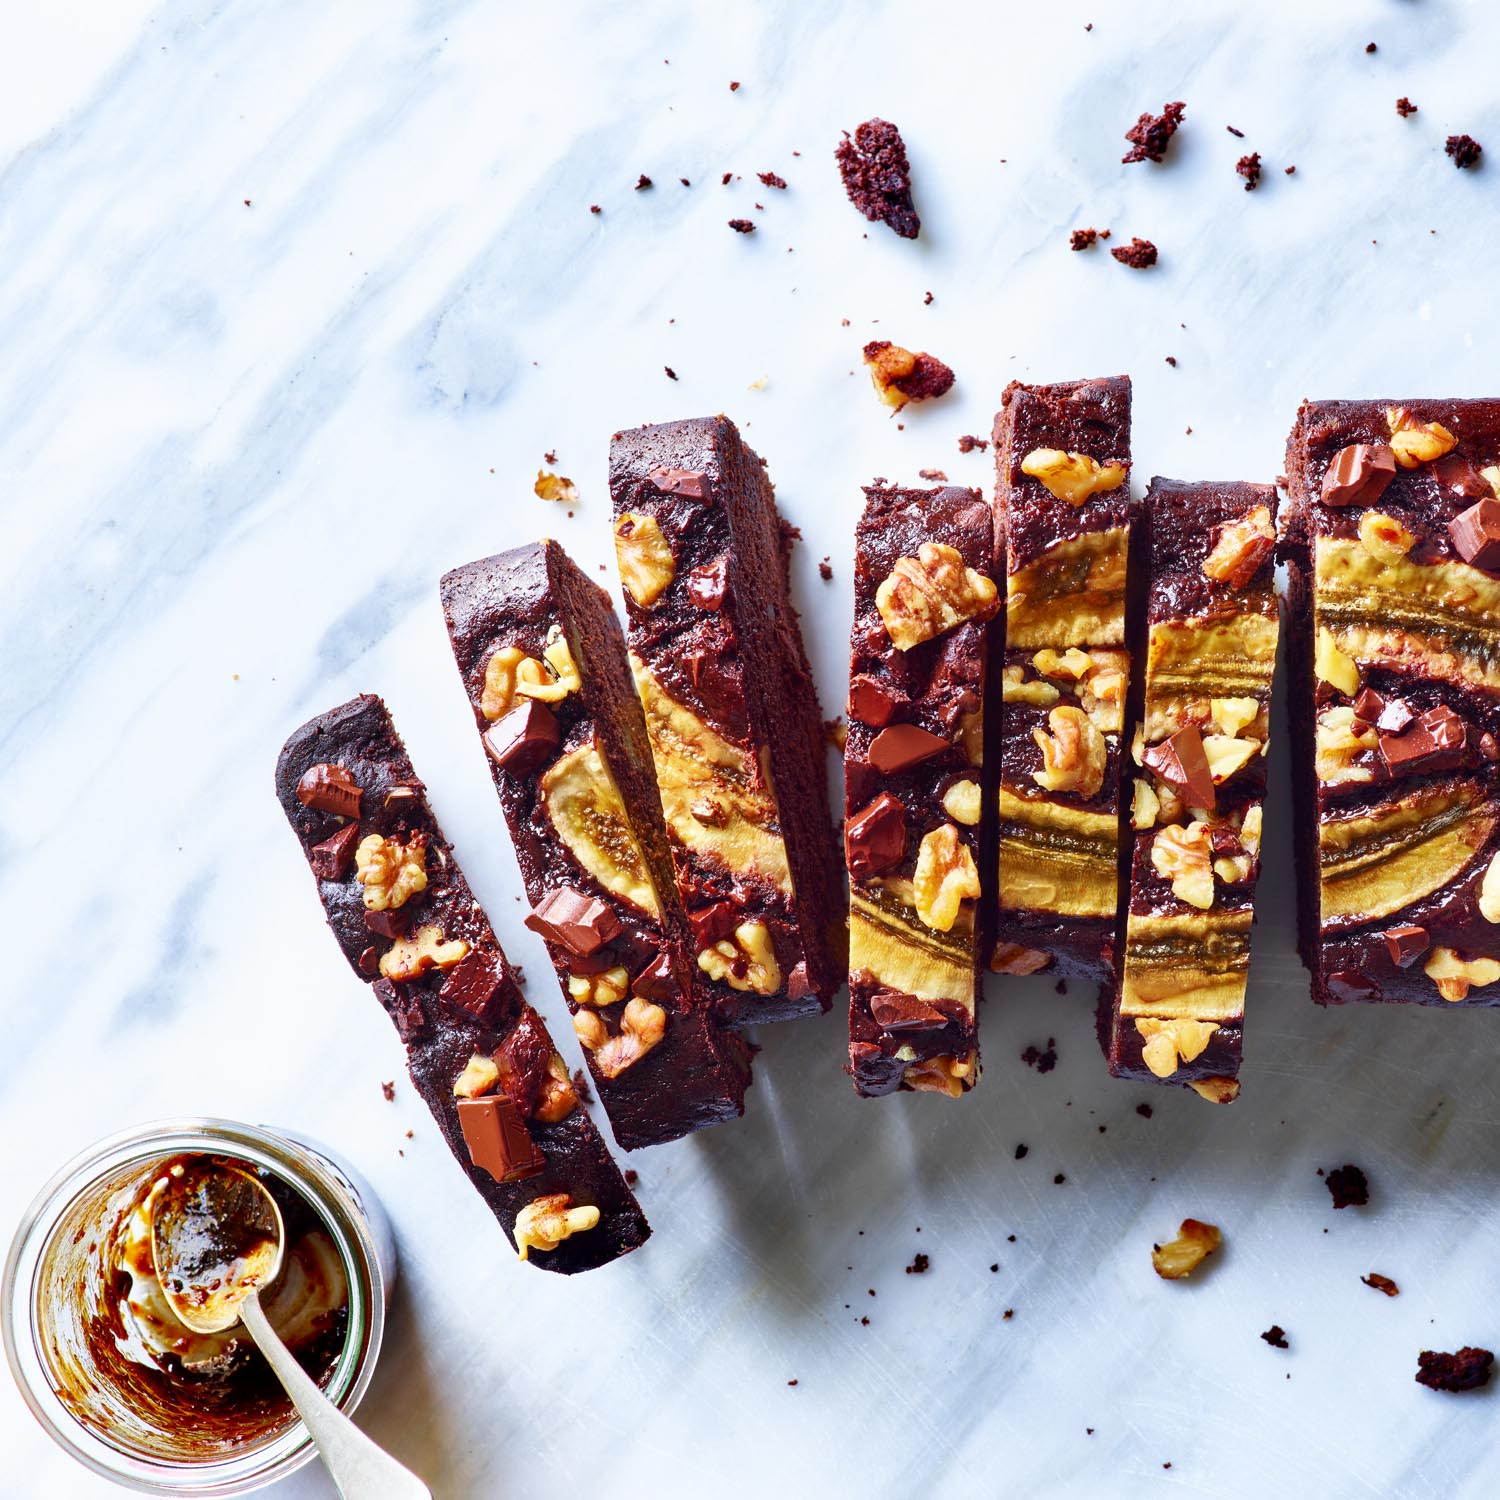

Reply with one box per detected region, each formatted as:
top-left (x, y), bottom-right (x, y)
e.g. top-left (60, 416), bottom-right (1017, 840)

top-left (533, 470), bottom-right (579, 504)
top-left (1131, 777), bottom-right (1161, 830)
top-left (480, 631), bottom-right (581, 720)
top-left (1314, 627), bottom-right (1360, 697)
top-left (1020, 448), bottom-right (1127, 506)
top-left (379, 924), bottom-right (471, 982)
top-left (567, 966), bottom-right (631, 1007)
top-left (1480, 853), bottom-right (1500, 924)
top-left (1135, 1017), bottom-right (1220, 1078)
top-left (912, 823), bottom-right (981, 932)
top-left (875, 542), bottom-right (997, 650)
top-left (614, 512), bottom-right (676, 606)
top-left (1386, 406), bottom-right (1458, 469)
top-left (1031, 705), bottom-right (1107, 797)
top-left (1482, 464), bottom-right (1500, 498)
top-left (698, 920), bottom-right (782, 994)
top-left (1030, 646), bottom-right (1093, 680)
top-left (1000, 664), bottom-right (1060, 707)
top-left (1424, 946), bottom-right (1500, 1002)
top-left (1202, 733), bottom-right (1261, 784)
top-left (902, 1051), bottom-right (976, 1097)
top-left (1150, 821), bottom-right (1214, 910)
top-left (1315, 705), bottom-right (1377, 786)
top-left (1358, 510), bottom-right (1417, 564)
top-left (941, 778), bottom-right (982, 826)
top-left (453, 1052), bottom-right (500, 1099)
top-left (1202, 504), bottom-right (1275, 588)
top-left (991, 942), bottom-right (1051, 975)
top-left (862, 340), bottom-right (955, 410)
top-left (534, 1053), bottom-right (580, 1123)
top-left (514, 1192), bottom-right (601, 1261)
top-left (574, 996), bottom-right (668, 1076)
top-left (355, 832), bottom-right (428, 911)
top-left (1152, 1218), bottom-right (1222, 1279)
top-left (1210, 697), bottom-right (1260, 738)
top-left (1187, 1077), bottom-right (1240, 1104)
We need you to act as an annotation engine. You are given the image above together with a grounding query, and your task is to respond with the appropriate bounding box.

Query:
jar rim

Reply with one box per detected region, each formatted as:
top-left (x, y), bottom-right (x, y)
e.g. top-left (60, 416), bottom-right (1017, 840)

top-left (4, 1117), bottom-right (388, 1496)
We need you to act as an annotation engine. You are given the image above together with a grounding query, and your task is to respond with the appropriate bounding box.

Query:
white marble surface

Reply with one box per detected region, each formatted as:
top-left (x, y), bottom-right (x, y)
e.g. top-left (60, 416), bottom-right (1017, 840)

top-left (4, 2), bottom-right (1500, 1495)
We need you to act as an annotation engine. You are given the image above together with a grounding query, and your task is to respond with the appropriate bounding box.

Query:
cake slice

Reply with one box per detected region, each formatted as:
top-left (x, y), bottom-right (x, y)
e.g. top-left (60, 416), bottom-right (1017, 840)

top-left (991, 376), bottom-right (1137, 981)
top-left (1100, 480), bottom-right (1279, 1101)
top-left (1283, 400), bottom-right (1500, 1007)
top-left (608, 416), bottom-right (845, 1027)
top-left (275, 694), bottom-right (648, 1272)
top-left (845, 483), bottom-right (997, 1095)
top-left (441, 540), bottom-right (754, 1149)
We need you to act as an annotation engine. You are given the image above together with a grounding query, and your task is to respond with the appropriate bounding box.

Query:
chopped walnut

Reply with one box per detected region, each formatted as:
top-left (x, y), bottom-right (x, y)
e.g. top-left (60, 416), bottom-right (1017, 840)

top-left (514, 1192), bottom-right (601, 1260)
top-left (1136, 1017), bottom-right (1221, 1078)
top-left (1314, 626), bottom-right (1360, 697)
top-left (355, 832), bottom-right (428, 911)
top-left (1020, 448), bottom-right (1127, 506)
top-left (1479, 852), bottom-right (1500, 924)
top-left (1386, 407), bottom-right (1458, 469)
top-left (379, 924), bottom-right (471, 982)
top-left (903, 1051), bottom-right (976, 1097)
top-left (1210, 697), bottom-right (1260, 738)
top-left (1202, 504), bottom-right (1275, 588)
top-left (567, 966), bottom-right (631, 1007)
top-left (1000, 664), bottom-right (1060, 707)
top-left (913, 823), bottom-right (981, 932)
top-left (1031, 646), bottom-right (1093, 680)
top-left (941, 778), bottom-right (982, 826)
top-left (1077, 651), bottom-right (1128, 734)
top-left (614, 512), bottom-right (677, 606)
top-left (862, 340), bottom-right (955, 410)
top-left (698, 920), bottom-right (783, 994)
top-left (875, 542), bottom-right (997, 649)
top-left (1152, 1218), bottom-right (1222, 1279)
top-left (1358, 510), bottom-right (1417, 564)
top-left (1482, 464), bottom-right (1500, 499)
top-left (1131, 777), bottom-right (1161, 830)
top-left (991, 943), bottom-right (1051, 975)
top-left (1031, 706), bottom-right (1107, 797)
top-left (480, 632), bottom-right (580, 720)
top-left (453, 1052), bottom-right (500, 1099)
top-left (1424, 946), bottom-right (1500, 1002)
top-left (1315, 705), bottom-right (1377, 786)
top-left (1202, 733), bottom-right (1261, 784)
top-left (574, 997), bottom-right (668, 1076)
top-left (534, 1053), bottom-right (581, 1123)
top-left (1150, 821), bottom-right (1214, 909)
top-left (533, 470), bottom-right (579, 504)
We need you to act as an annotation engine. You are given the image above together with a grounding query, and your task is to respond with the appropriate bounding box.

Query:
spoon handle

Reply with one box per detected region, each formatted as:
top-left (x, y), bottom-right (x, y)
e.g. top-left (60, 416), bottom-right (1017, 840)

top-left (240, 1292), bottom-right (430, 1500)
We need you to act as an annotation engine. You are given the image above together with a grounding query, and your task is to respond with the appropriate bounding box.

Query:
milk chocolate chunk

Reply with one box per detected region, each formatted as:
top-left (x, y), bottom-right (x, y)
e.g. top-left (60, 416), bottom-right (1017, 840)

top-left (784, 961), bottom-right (813, 1002)
top-left (456, 1094), bottom-right (547, 1184)
top-left (630, 950), bottom-right (678, 1001)
top-left (358, 944), bottom-right (381, 975)
top-left (1352, 688), bottom-right (1385, 725)
top-left (868, 723), bottom-right (950, 773)
top-left (365, 907), bottom-right (413, 939)
top-left (483, 699), bottom-right (561, 774)
top-left (1376, 697), bottom-right (1414, 734)
top-left (687, 900), bottom-right (740, 948)
top-left (1142, 724), bottom-right (1217, 810)
top-left (648, 465), bottom-right (707, 498)
top-left (1433, 455), bottom-right (1491, 499)
top-left (1320, 443), bottom-right (1397, 508)
top-left (440, 949), bottom-right (510, 1026)
top-left (309, 822), bottom-right (361, 880)
top-left (296, 762), bottom-right (363, 818)
top-left (845, 792), bottom-right (907, 879)
top-left (1448, 497), bottom-right (1500, 571)
top-left (525, 886), bottom-right (622, 956)
top-left (849, 674), bottom-right (902, 728)
top-left (1379, 706), bottom-right (1467, 777)
top-left (1327, 969), bottom-right (1380, 1003)
top-left (1383, 925), bottom-right (1430, 969)
top-left (686, 557), bottom-right (729, 610)
top-left (869, 992), bottom-right (948, 1031)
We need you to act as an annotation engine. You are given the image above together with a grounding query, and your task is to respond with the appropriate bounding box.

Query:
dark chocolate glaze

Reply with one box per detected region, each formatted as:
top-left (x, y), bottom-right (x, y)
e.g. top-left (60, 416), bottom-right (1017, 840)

top-left (274, 694), bottom-right (648, 1271)
top-left (1284, 400), bottom-right (1500, 1008)
top-left (845, 484), bottom-right (991, 1096)
top-left (608, 416), bottom-right (845, 1026)
top-left (440, 542), bottom-right (754, 1145)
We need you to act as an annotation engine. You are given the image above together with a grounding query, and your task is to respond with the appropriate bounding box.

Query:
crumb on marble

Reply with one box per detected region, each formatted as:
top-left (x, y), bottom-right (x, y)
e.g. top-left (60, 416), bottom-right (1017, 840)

top-left (1122, 101), bottom-right (1186, 164)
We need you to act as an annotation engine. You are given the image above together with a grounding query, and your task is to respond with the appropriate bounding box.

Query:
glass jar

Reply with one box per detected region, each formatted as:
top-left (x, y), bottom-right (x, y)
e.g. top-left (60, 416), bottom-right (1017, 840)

top-left (3, 1118), bottom-right (395, 1495)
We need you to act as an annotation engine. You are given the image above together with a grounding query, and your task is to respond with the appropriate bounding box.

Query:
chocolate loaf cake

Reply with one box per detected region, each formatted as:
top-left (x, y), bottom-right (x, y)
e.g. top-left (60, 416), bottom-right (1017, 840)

top-left (275, 694), bottom-right (648, 1272)
top-left (608, 416), bottom-right (845, 1027)
top-left (1284, 400), bottom-right (1500, 1007)
top-left (845, 483), bottom-right (997, 1096)
top-left (991, 376), bottom-right (1137, 981)
top-left (441, 541), bottom-right (754, 1148)
top-left (1101, 480), bottom-right (1280, 1100)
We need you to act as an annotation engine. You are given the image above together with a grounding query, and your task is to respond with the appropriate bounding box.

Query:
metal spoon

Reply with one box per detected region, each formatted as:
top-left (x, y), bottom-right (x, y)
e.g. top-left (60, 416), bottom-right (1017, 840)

top-left (150, 1157), bottom-right (428, 1499)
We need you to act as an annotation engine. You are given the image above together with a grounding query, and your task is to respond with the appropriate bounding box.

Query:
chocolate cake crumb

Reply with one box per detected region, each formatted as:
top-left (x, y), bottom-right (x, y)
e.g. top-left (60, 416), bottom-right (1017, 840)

top-left (1053, 1173), bottom-right (1067, 1185)
top-left (664, 366), bottom-right (678, 380)
top-left (835, 118), bottom-right (920, 238)
top-left (758, 170), bottom-right (787, 189)
top-left (1416, 1347), bottom-right (1493, 1392)
top-left (1363, 1272), bottom-right (1399, 1296)
top-left (1285, 165), bottom-right (1296, 174)
top-left (1324, 1164), bottom-right (1369, 1209)
top-left (730, 81), bottom-right (740, 91)
top-left (543, 450), bottom-right (557, 466)
top-left (1014, 1144), bottom-right (1028, 1159)
top-left (680, 177), bottom-right (690, 187)
top-left (380, 1080), bottom-right (395, 1102)
top-left (1226, 124), bottom-right (1245, 138)
top-left (918, 467), bottom-right (948, 481)
top-left (787, 1377), bottom-right (798, 1386)
top-left (1261, 1326), bottom-right (1289, 1349)
top-left (923, 290), bottom-right (933, 305)
top-left (1122, 101), bottom-right (1186, 164)
top-left (1136, 1102), bottom-right (1153, 1118)
top-left (956, 434), bottom-right (989, 453)
top-left (1003, 1309), bottom-right (1014, 1320)
top-left (990, 1263), bottom-right (999, 1272)
top-left (1111, 236), bottom-right (1158, 268)
top-left (862, 341), bottom-right (955, 409)
top-left (571, 1068), bottom-right (594, 1104)
top-left (1070, 227), bottom-right (1101, 250)
top-left (721, 171), bottom-right (733, 185)
top-left (624, 1168), bottom-right (639, 1186)
top-left (1021, 1038), bottom-right (1058, 1073)
top-left (1446, 134), bottom-right (1483, 169)
top-left (905, 1252), bottom-right (930, 1275)
top-left (1365, 41), bottom-right (1377, 53)
top-left (1055, 980), bottom-right (1067, 994)
top-left (1165, 355), bottom-right (1177, 367)
top-left (728, 218), bottom-right (755, 233)
top-left (819, 559), bottom-right (833, 581)
top-left (1236, 152), bottom-right (1262, 190)
top-left (1396, 97), bottom-right (1418, 118)
top-left (635, 174), bottom-right (653, 190)
top-left (590, 204), bottom-right (601, 214)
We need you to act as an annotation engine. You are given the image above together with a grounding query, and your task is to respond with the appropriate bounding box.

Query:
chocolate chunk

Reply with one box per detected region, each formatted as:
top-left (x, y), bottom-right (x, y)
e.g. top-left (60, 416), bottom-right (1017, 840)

top-left (309, 822), bottom-right (360, 880)
top-left (1416, 1346), bottom-right (1493, 1392)
top-left (1351, 687), bottom-right (1385, 725)
top-left (525, 886), bottom-right (622, 956)
top-left (687, 900), bottom-right (740, 948)
top-left (1375, 697), bottom-right (1414, 734)
top-left (365, 907), bottom-right (413, 939)
top-left (648, 465), bottom-right (707, 498)
top-left (869, 991), bottom-right (947, 1031)
top-left (1448, 497), bottom-right (1500, 571)
top-left (456, 1094), bottom-right (546, 1184)
top-left (867, 723), bottom-right (949, 774)
top-left (1142, 725), bottom-right (1216, 810)
top-left (630, 950), bottom-right (679, 1002)
top-left (296, 762), bottom-right (363, 818)
top-left (1320, 443), bottom-right (1397, 509)
top-left (358, 945), bottom-right (381, 976)
top-left (1382, 925), bottom-right (1430, 969)
top-left (373, 978), bottom-right (425, 1041)
top-left (1326, 969), bottom-right (1380, 1003)
top-left (440, 949), bottom-right (510, 1026)
top-left (683, 646), bottom-right (741, 725)
top-left (687, 557), bottom-right (730, 610)
top-left (845, 793), bottom-right (907, 880)
top-left (1324, 1163), bottom-right (1370, 1208)
top-left (848, 674), bottom-right (902, 728)
top-left (483, 700), bottom-right (561, 775)
top-left (494, 1009), bottom-right (552, 1115)
top-left (1380, 705), bottom-right (1468, 777)
top-left (784, 961), bottom-right (813, 1002)
top-left (1482, 732), bottom-right (1500, 762)
top-left (1433, 455), bottom-right (1491, 499)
